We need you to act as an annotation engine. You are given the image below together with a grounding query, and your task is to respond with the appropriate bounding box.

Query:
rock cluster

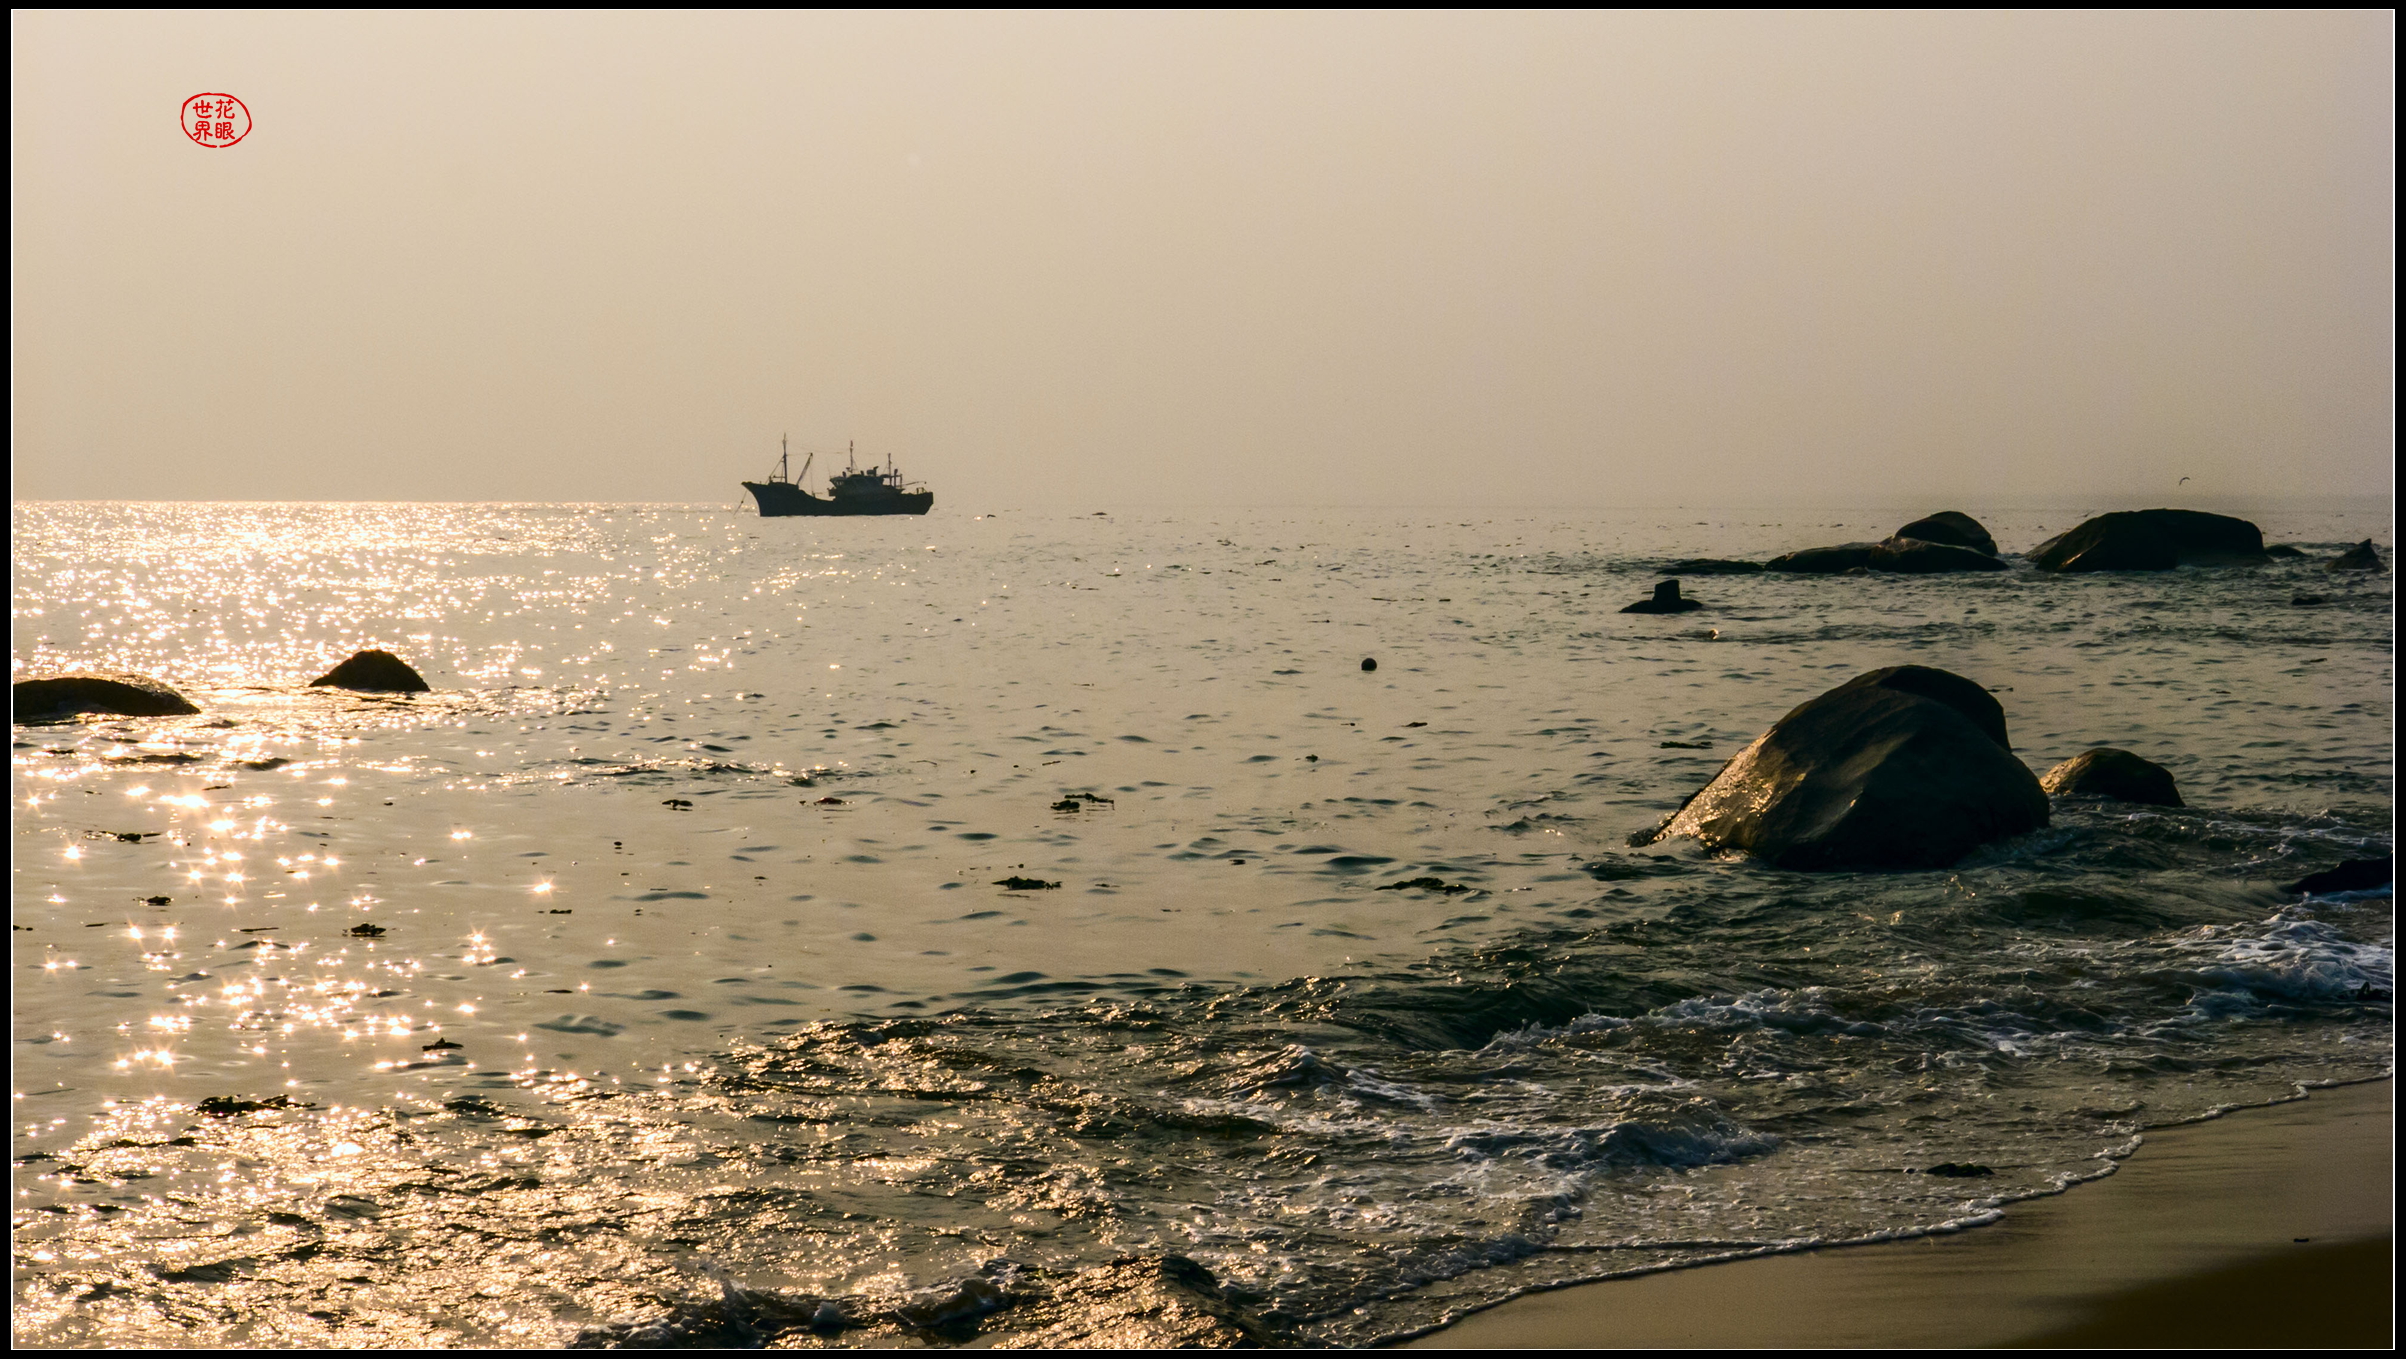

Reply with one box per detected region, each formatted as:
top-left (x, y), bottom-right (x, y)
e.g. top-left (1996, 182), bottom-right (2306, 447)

top-left (1766, 511), bottom-right (2006, 575)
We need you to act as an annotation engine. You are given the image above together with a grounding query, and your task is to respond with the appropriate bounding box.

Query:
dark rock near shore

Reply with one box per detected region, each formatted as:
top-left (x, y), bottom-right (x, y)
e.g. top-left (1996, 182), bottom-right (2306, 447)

top-left (2029, 509), bottom-right (2268, 572)
top-left (2281, 857), bottom-right (2392, 896)
top-left (2326, 539), bottom-right (2386, 573)
top-left (1894, 511), bottom-right (1999, 557)
top-left (1635, 664), bottom-right (2046, 870)
top-left (2039, 748), bottom-right (2183, 807)
top-left (1621, 579), bottom-right (1704, 613)
top-left (2265, 544), bottom-right (2308, 558)
top-left (310, 649), bottom-right (430, 692)
top-left (1664, 557), bottom-right (1766, 574)
top-left (13, 672), bottom-right (201, 720)
top-left (1766, 537), bottom-right (2006, 574)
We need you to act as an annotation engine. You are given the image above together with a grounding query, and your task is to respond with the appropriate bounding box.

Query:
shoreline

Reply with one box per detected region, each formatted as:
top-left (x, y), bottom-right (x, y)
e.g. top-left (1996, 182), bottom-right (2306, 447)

top-left (1404, 1078), bottom-right (2393, 1349)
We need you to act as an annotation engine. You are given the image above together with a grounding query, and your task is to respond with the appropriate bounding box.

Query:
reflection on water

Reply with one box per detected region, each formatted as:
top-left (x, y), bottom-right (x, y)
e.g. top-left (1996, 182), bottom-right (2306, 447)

top-left (12, 501), bottom-right (2392, 1344)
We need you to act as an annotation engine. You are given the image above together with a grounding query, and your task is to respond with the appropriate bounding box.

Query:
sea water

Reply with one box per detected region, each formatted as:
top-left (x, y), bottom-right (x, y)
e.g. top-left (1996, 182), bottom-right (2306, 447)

top-left (11, 501), bottom-right (2393, 1345)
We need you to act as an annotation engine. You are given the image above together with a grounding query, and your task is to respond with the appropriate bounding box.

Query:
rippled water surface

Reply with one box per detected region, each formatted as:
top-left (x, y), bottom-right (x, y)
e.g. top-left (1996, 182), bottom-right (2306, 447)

top-left (12, 501), bottom-right (2393, 1345)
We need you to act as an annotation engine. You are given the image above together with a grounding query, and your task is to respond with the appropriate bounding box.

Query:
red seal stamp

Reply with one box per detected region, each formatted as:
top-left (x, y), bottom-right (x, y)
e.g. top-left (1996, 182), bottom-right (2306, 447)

top-left (182, 93), bottom-right (252, 149)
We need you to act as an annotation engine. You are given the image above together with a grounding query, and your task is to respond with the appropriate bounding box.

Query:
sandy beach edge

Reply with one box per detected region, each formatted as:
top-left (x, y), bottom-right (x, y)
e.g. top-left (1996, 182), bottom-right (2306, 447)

top-left (1400, 1077), bottom-right (2393, 1349)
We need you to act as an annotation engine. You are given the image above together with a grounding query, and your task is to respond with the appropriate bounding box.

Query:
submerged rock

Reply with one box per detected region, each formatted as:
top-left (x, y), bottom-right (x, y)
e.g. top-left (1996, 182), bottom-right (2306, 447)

top-left (310, 649), bottom-right (430, 691)
top-left (2281, 857), bottom-right (2391, 896)
top-left (988, 1254), bottom-right (1295, 1349)
top-left (1766, 537), bottom-right (2004, 574)
top-left (2265, 544), bottom-right (2309, 558)
top-left (1893, 511), bottom-right (2000, 557)
top-left (13, 672), bottom-right (201, 719)
top-left (1620, 579), bottom-right (1704, 613)
top-left (1766, 541), bottom-right (1883, 574)
top-left (1871, 536), bottom-right (2009, 574)
top-left (194, 1094), bottom-right (305, 1118)
top-left (1664, 557), bottom-right (1765, 574)
top-left (2039, 748), bottom-right (2183, 807)
top-left (570, 1254), bottom-right (1294, 1350)
top-left (2029, 509), bottom-right (2268, 572)
top-left (2326, 539), bottom-right (2386, 573)
top-left (1636, 664), bottom-right (2047, 870)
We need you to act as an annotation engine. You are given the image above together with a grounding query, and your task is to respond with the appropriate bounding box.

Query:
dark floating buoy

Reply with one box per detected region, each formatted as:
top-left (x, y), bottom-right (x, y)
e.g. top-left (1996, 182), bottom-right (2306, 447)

top-left (1361, 657), bottom-right (1378, 672)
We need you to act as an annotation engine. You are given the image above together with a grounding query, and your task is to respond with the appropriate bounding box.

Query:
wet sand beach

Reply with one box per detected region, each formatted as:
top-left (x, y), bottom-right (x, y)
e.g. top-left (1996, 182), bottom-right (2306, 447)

top-left (1410, 1078), bottom-right (2393, 1349)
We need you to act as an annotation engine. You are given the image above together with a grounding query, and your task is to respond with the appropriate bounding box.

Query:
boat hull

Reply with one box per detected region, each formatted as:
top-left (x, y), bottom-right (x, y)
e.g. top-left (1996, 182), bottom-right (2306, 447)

top-left (743, 482), bottom-right (934, 517)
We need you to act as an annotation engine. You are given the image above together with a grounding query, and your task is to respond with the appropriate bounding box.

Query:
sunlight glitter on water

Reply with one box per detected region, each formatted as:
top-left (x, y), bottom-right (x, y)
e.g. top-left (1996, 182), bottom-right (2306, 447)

top-left (11, 500), bottom-right (2392, 1346)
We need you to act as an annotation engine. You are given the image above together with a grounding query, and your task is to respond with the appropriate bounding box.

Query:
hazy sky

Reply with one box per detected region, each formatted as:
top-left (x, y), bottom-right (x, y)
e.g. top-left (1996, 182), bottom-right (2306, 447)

top-left (11, 11), bottom-right (2393, 507)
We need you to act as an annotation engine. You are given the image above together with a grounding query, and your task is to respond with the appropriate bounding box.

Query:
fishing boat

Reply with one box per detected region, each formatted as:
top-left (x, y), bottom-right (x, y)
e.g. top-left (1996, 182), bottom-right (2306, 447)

top-left (742, 437), bottom-right (934, 517)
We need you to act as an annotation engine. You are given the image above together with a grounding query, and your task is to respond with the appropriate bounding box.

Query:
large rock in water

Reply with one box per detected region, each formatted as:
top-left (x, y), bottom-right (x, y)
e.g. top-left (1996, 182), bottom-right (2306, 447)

top-left (1894, 511), bottom-right (1999, 557)
top-left (2039, 748), bottom-right (2183, 807)
top-left (13, 672), bottom-right (200, 719)
top-left (310, 649), bottom-right (430, 692)
top-left (2326, 539), bottom-right (2386, 572)
top-left (1766, 537), bottom-right (2007, 574)
top-left (2029, 509), bottom-right (2267, 572)
top-left (1637, 665), bottom-right (2048, 870)
top-left (1664, 557), bottom-right (1766, 574)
